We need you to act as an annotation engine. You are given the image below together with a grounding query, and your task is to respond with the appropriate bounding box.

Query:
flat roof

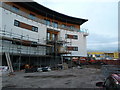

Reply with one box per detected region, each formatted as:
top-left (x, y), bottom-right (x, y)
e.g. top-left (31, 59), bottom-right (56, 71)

top-left (14, 2), bottom-right (88, 25)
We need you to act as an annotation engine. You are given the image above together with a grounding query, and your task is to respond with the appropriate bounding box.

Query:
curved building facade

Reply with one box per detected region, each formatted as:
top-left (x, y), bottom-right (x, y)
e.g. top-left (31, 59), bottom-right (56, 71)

top-left (0, 1), bottom-right (88, 70)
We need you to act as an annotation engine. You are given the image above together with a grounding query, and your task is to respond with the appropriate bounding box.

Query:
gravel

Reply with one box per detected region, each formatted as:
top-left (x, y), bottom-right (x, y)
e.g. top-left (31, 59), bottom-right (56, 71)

top-left (2, 66), bottom-right (104, 88)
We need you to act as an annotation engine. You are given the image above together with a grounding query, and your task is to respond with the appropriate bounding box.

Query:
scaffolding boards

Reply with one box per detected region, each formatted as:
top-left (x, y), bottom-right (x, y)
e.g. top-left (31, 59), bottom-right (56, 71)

top-left (5, 52), bottom-right (14, 73)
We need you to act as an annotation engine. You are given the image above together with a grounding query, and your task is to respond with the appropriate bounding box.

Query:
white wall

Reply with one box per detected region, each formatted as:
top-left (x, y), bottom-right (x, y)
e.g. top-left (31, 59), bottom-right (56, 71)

top-left (1, 7), bottom-right (47, 55)
top-left (1, 7), bottom-right (47, 44)
top-left (0, 7), bottom-right (2, 31)
top-left (60, 29), bottom-right (87, 57)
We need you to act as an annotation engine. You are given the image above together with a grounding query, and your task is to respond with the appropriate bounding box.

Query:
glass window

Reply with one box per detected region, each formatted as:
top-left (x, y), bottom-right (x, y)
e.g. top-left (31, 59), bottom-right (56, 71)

top-left (65, 34), bottom-right (68, 39)
top-left (14, 20), bottom-right (20, 27)
top-left (12, 6), bottom-right (19, 12)
top-left (31, 42), bottom-right (37, 44)
top-left (61, 24), bottom-right (66, 28)
top-left (62, 24), bottom-right (66, 28)
top-left (53, 22), bottom-right (58, 28)
top-left (74, 47), bottom-right (78, 51)
top-left (73, 35), bottom-right (78, 39)
top-left (29, 14), bottom-right (36, 20)
top-left (104, 78), bottom-right (112, 88)
top-left (32, 26), bottom-right (38, 32)
top-left (67, 47), bottom-right (78, 51)
top-left (52, 34), bottom-right (55, 40)
top-left (70, 26), bottom-right (75, 30)
top-left (47, 32), bottom-right (50, 40)
top-left (66, 34), bottom-right (78, 39)
top-left (35, 27), bottom-right (38, 32)
top-left (45, 19), bottom-right (50, 26)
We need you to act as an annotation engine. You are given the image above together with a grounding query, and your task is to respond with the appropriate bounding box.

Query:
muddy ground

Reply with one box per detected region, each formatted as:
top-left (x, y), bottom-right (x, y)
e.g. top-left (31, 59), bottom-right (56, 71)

top-left (2, 65), bottom-right (104, 88)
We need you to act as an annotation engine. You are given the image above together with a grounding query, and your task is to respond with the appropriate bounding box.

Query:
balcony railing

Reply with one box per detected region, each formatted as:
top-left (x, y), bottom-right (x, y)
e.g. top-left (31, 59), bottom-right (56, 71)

top-left (0, 2), bottom-right (88, 34)
top-left (46, 38), bottom-right (70, 45)
top-left (80, 28), bottom-right (89, 36)
top-left (1, 43), bottom-right (47, 55)
top-left (58, 46), bottom-right (71, 54)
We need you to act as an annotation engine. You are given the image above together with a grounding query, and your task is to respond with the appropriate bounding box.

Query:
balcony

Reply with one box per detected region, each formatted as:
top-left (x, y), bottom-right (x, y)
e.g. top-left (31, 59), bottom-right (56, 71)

top-left (0, 2), bottom-right (87, 33)
top-left (58, 47), bottom-right (71, 54)
top-left (46, 38), bottom-right (69, 45)
top-left (80, 28), bottom-right (89, 36)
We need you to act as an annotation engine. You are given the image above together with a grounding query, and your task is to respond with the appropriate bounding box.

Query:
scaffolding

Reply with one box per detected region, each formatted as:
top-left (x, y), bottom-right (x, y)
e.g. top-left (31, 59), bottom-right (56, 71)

top-left (0, 26), bottom-right (55, 70)
top-left (0, 24), bottom-right (71, 71)
top-left (0, 2), bottom-right (88, 70)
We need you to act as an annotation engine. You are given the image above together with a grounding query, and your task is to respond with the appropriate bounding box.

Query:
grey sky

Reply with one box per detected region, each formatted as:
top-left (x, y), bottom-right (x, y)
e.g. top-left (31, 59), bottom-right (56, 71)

top-left (34, 0), bottom-right (118, 52)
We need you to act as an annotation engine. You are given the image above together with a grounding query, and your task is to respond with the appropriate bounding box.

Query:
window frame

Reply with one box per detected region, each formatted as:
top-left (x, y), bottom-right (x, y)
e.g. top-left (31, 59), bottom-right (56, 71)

top-left (45, 19), bottom-right (50, 26)
top-left (53, 22), bottom-right (58, 28)
top-left (12, 5), bottom-right (19, 12)
top-left (66, 34), bottom-right (78, 40)
top-left (61, 24), bottom-right (66, 28)
top-left (14, 20), bottom-right (20, 27)
top-left (29, 13), bottom-right (36, 20)
top-left (14, 20), bottom-right (38, 32)
top-left (73, 35), bottom-right (78, 39)
top-left (67, 46), bottom-right (78, 51)
top-left (32, 26), bottom-right (38, 32)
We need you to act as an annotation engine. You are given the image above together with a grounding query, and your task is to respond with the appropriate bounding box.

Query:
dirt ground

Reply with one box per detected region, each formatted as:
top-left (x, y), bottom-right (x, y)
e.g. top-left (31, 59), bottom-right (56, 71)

top-left (2, 66), bottom-right (104, 88)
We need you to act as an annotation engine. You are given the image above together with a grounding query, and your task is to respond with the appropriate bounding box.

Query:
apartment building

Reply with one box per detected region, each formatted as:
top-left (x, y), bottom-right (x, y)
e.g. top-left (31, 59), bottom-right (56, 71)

top-left (0, 1), bottom-right (88, 70)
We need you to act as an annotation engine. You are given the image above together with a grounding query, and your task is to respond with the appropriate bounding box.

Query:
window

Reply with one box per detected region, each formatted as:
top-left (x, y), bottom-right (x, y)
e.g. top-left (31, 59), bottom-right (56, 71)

top-left (53, 22), bottom-right (58, 28)
top-left (47, 32), bottom-right (50, 41)
top-left (52, 34), bottom-right (55, 40)
top-left (73, 47), bottom-right (78, 51)
top-left (14, 20), bottom-right (20, 27)
top-left (70, 26), bottom-right (75, 30)
top-left (14, 20), bottom-right (38, 32)
top-left (66, 34), bottom-right (78, 40)
top-left (61, 24), bottom-right (66, 28)
top-left (12, 6), bottom-right (19, 12)
top-left (104, 77), bottom-right (120, 89)
top-left (73, 35), bottom-right (78, 39)
top-left (31, 42), bottom-right (37, 44)
top-left (66, 34), bottom-right (73, 39)
top-left (32, 26), bottom-right (38, 32)
top-left (45, 19), bottom-right (50, 26)
top-left (67, 46), bottom-right (78, 51)
top-left (29, 14), bottom-right (36, 20)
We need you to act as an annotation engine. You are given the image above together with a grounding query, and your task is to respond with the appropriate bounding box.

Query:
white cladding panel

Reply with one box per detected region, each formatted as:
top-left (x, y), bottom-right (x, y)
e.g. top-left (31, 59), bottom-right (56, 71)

top-left (1, 8), bottom-right (46, 44)
top-left (1, 7), bottom-right (47, 55)
top-left (0, 7), bottom-right (2, 30)
top-left (60, 30), bottom-right (87, 57)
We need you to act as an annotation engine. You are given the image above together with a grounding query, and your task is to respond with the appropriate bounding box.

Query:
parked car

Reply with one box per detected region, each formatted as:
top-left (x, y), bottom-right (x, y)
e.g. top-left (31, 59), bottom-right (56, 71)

top-left (0, 66), bottom-right (9, 76)
top-left (96, 73), bottom-right (120, 90)
top-left (37, 67), bottom-right (51, 72)
top-left (0, 66), bottom-right (8, 72)
top-left (42, 67), bottom-right (51, 72)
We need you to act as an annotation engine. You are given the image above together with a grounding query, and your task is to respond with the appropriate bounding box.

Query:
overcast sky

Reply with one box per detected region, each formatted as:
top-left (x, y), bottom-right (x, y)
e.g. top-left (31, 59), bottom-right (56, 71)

top-left (34, 0), bottom-right (118, 52)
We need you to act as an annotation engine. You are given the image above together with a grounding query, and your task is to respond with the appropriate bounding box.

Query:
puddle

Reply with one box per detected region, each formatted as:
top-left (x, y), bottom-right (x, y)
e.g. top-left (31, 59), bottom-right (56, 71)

top-left (24, 75), bottom-right (76, 79)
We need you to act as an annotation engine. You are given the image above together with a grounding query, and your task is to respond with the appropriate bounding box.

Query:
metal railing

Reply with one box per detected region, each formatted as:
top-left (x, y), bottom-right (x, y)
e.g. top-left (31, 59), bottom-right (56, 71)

top-left (0, 29), bottom-right (39, 43)
top-left (2, 44), bottom-right (46, 55)
top-left (0, 2), bottom-right (88, 34)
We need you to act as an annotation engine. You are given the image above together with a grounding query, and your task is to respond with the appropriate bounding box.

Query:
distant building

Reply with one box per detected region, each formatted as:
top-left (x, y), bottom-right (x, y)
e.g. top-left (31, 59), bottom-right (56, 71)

top-left (0, 1), bottom-right (88, 70)
top-left (88, 52), bottom-right (120, 60)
